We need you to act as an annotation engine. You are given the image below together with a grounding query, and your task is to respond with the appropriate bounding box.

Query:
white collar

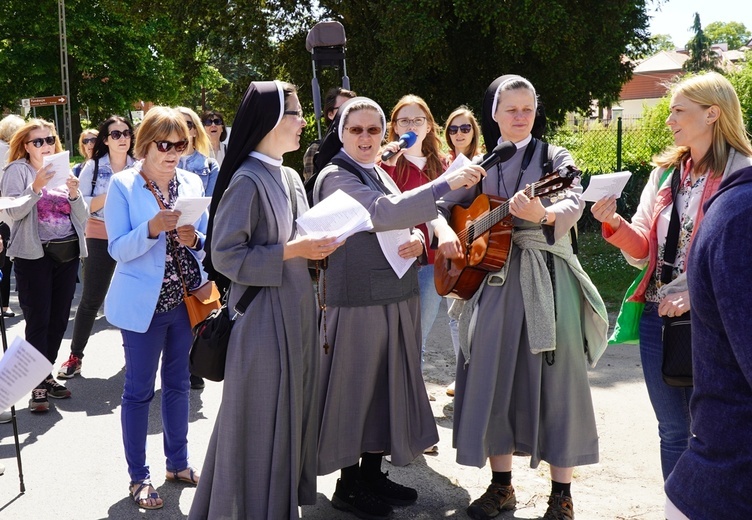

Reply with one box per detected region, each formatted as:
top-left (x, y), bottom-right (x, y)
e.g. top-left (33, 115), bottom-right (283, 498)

top-left (342, 149), bottom-right (375, 169)
top-left (497, 134), bottom-right (532, 148)
top-left (249, 150), bottom-right (283, 167)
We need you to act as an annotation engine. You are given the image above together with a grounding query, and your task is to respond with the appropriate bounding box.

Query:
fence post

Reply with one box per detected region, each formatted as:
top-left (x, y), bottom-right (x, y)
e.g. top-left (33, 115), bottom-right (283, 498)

top-left (616, 116), bottom-right (623, 172)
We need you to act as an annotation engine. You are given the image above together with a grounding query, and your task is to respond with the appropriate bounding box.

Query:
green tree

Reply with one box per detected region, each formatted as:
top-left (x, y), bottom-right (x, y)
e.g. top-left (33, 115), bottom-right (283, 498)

top-left (704, 21), bottom-right (751, 50)
top-left (684, 13), bottom-right (722, 73)
top-left (649, 34), bottom-right (677, 52)
top-left (728, 59), bottom-right (752, 134)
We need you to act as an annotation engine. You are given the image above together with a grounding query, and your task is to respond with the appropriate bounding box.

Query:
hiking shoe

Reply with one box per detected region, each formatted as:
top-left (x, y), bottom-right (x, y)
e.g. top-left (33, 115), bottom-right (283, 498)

top-left (29, 387), bottom-right (49, 413)
top-left (44, 377), bottom-right (71, 399)
top-left (467, 483), bottom-right (517, 519)
top-left (361, 471), bottom-right (418, 506)
top-left (57, 354), bottom-right (82, 379)
top-left (332, 478), bottom-right (393, 519)
top-left (543, 492), bottom-right (574, 520)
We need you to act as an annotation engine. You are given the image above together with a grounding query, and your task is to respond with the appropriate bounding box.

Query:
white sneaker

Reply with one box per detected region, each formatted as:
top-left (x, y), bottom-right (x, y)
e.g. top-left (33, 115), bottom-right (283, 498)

top-left (0, 410), bottom-right (12, 423)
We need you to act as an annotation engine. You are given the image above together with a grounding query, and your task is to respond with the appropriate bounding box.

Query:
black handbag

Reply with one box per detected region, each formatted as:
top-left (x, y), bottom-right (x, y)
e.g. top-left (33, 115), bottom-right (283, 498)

top-left (660, 168), bottom-right (692, 387)
top-left (661, 312), bottom-right (692, 387)
top-left (43, 235), bottom-right (80, 263)
top-left (189, 286), bottom-right (259, 381)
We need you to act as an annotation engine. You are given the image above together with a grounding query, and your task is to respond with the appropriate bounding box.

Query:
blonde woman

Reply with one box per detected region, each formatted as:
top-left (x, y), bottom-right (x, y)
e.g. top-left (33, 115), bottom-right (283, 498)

top-left (176, 106), bottom-right (219, 196)
top-left (72, 128), bottom-right (98, 177)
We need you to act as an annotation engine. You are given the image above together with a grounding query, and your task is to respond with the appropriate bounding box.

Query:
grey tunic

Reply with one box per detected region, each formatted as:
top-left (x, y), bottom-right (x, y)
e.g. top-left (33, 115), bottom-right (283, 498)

top-left (189, 157), bottom-right (318, 519)
top-left (442, 140), bottom-right (600, 469)
top-left (316, 155), bottom-right (441, 475)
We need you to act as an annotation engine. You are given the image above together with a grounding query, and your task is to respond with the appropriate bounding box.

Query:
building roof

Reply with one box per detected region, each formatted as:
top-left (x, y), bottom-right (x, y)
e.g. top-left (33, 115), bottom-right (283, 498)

top-left (633, 51), bottom-right (688, 73)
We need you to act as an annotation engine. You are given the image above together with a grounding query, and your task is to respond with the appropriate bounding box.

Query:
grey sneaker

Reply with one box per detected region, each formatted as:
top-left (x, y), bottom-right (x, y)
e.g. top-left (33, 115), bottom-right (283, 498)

top-left (44, 377), bottom-right (71, 399)
top-left (467, 483), bottom-right (516, 519)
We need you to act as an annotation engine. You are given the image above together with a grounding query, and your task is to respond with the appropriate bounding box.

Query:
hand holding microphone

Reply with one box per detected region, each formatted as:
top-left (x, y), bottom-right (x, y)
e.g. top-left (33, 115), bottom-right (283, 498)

top-left (381, 131), bottom-right (418, 163)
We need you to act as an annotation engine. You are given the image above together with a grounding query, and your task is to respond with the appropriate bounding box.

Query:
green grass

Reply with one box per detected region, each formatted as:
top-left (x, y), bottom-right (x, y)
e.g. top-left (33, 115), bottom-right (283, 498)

top-left (576, 230), bottom-right (639, 314)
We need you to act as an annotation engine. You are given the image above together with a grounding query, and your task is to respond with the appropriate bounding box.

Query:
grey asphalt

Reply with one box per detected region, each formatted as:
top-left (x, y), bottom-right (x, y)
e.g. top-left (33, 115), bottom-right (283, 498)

top-left (0, 281), bottom-right (665, 519)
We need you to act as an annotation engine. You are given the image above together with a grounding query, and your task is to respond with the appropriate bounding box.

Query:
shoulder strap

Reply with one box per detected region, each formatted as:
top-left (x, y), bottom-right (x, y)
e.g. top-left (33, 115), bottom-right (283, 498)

top-left (91, 159), bottom-right (100, 196)
top-left (661, 167), bottom-right (682, 284)
top-left (282, 166), bottom-right (298, 241)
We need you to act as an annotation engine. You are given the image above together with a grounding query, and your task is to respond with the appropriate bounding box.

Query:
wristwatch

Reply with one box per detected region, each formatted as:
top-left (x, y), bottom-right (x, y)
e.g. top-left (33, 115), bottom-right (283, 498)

top-left (539, 211), bottom-right (549, 225)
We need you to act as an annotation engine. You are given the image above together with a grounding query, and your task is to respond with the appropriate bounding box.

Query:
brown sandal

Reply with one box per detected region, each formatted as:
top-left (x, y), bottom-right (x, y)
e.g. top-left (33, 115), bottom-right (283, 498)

top-left (166, 466), bottom-right (200, 485)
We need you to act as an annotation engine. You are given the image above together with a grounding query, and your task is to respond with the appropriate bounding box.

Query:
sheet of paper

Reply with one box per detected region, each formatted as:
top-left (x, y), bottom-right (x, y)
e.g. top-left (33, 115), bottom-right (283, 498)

top-left (174, 197), bottom-right (212, 227)
top-left (0, 195), bottom-right (32, 210)
top-left (42, 150), bottom-right (71, 190)
top-left (297, 189), bottom-right (373, 243)
top-left (0, 336), bottom-right (54, 411)
top-left (376, 228), bottom-right (415, 279)
top-left (581, 171), bottom-right (633, 202)
top-left (442, 152), bottom-right (471, 176)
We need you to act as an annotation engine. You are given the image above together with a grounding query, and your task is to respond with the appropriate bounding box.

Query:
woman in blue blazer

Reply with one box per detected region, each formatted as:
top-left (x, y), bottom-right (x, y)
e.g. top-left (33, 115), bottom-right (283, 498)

top-left (104, 107), bottom-right (208, 510)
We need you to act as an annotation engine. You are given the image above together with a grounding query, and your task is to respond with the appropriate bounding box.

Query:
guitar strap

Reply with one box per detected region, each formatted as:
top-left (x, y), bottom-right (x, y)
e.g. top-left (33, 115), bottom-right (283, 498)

top-left (497, 138), bottom-right (538, 197)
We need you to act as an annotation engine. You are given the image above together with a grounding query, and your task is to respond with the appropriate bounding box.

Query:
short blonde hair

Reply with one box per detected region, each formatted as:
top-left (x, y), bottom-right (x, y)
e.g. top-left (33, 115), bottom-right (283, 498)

top-left (0, 114), bottom-right (25, 143)
top-left (7, 119), bottom-right (63, 163)
top-left (78, 128), bottom-right (99, 159)
top-left (133, 107), bottom-right (190, 160)
top-left (176, 106), bottom-right (211, 157)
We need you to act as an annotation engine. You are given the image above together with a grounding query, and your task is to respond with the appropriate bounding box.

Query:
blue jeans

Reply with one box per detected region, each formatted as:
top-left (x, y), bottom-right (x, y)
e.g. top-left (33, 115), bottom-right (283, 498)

top-left (418, 265), bottom-right (443, 350)
top-left (639, 302), bottom-right (693, 481)
top-left (120, 303), bottom-right (192, 483)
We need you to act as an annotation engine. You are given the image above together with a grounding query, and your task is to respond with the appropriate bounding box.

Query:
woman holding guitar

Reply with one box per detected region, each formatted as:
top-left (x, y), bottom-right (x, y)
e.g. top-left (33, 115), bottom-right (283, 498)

top-left (591, 72), bottom-right (752, 488)
top-left (311, 96), bottom-right (484, 520)
top-left (433, 75), bottom-right (608, 520)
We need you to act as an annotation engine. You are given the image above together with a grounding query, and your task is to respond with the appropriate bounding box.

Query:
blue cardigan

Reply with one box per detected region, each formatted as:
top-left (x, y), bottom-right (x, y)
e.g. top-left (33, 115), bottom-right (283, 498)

top-left (104, 165), bottom-right (208, 333)
top-left (665, 165), bottom-right (752, 518)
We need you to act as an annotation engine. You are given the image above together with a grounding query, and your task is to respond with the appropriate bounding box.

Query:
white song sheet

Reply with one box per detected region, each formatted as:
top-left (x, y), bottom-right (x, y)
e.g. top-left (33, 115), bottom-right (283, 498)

top-left (296, 189), bottom-right (373, 243)
top-left (376, 228), bottom-right (415, 279)
top-left (0, 336), bottom-right (54, 411)
top-left (581, 171), bottom-right (633, 202)
top-left (174, 197), bottom-right (212, 227)
top-left (42, 150), bottom-right (71, 190)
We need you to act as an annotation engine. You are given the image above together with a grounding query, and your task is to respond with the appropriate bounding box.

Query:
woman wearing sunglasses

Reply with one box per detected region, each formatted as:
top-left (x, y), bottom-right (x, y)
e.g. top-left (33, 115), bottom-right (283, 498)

top-left (311, 96), bottom-right (484, 520)
top-left (72, 128), bottom-right (99, 178)
top-left (201, 110), bottom-right (227, 168)
top-left (58, 116), bottom-right (136, 380)
top-left (381, 95), bottom-right (449, 392)
top-left (191, 81), bottom-right (338, 520)
top-left (1, 118), bottom-right (87, 412)
top-left (177, 107), bottom-right (220, 197)
top-left (442, 106), bottom-right (482, 397)
top-left (104, 107), bottom-right (209, 510)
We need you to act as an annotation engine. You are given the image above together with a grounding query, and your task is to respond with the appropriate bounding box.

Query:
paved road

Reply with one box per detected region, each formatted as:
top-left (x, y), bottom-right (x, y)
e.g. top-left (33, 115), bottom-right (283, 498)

top-left (0, 283), bottom-right (665, 519)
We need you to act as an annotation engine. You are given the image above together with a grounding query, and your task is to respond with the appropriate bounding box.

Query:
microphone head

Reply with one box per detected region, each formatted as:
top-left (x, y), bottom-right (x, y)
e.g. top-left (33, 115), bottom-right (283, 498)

top-left (491, 141), bottom-right (517, 162)
top-left (400, 131), bottom-right (418, 148)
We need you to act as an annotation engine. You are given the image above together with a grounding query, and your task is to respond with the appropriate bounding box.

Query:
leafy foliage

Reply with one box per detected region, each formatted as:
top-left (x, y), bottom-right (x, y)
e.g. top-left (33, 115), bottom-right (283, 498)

top-left (684, 13), bottom-right (722, 73)
top-left (649, 34), bottom-right (677, 52)
top-left (704, 21), bottom-right (751, 50)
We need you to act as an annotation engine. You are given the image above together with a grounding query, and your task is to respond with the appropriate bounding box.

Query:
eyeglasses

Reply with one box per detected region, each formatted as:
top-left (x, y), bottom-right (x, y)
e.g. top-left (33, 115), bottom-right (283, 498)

top-left (284, 109), bottom-right (304, 118)
top-left (447, 124), bottom-right (472, 136)
top-left (344, 126), bottom-right (382, 136)
top-left (153, 139), bottom-right (189, 153)
top-left (82, 137), bottom-right (97, 145)
top-left (202, 118), bottom-right (223, 126)
top-left (108, 129), bottom-right (131, 140)
top-left (26, 136), bottom-right (57, 148)
top-left (185, 120), bottom-right (195, 130)
top-left (396, 117), bottom-right (426, 128)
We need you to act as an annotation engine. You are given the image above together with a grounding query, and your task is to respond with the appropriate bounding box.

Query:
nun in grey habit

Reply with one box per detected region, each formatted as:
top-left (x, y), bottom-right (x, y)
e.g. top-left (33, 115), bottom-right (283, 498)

top-left (189, 81), bottom-right (340, 520)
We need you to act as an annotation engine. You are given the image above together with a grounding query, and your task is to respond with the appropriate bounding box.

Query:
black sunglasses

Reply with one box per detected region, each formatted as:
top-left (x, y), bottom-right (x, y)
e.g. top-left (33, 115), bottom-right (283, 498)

top-left (447, 124), bottom-right (472, 136)
top-left (82, 137), bottom-right (97, 145)
top-left (185, 120), bottom-right (195, 130)
top-left (202, 118), bottom-right (223, 126)
top-left (26, 136), bottom-right (57, 148)
top-left (154, 139), bottom-right (189, 153)
top-left (109, 129), bottom-right (132, 140)
top-left (344, 126), bottom-right (382, 136)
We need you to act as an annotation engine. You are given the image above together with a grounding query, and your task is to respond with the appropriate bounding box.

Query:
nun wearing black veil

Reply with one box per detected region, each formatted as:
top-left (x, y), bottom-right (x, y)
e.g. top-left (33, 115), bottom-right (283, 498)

top-left (311, 97), bottom-right (484, 520)
top-left (189, 81), bottom-right (340, 520)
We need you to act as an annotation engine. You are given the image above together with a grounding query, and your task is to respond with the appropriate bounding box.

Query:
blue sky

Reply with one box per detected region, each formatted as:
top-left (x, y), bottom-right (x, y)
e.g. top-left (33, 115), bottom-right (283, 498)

top-left (648, 0), bottom-right (752, 48)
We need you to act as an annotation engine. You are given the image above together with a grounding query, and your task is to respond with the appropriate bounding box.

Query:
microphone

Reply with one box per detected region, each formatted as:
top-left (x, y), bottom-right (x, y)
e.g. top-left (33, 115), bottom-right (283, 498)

top-left (381, 131), bottom-right (418, 162)
top-left (476, 141), bottom-right (517, 171)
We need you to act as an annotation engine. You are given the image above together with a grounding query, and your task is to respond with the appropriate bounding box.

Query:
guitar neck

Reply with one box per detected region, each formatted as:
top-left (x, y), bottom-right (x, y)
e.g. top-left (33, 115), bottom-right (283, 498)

top-left (472, 183), bottom-right (537, 237)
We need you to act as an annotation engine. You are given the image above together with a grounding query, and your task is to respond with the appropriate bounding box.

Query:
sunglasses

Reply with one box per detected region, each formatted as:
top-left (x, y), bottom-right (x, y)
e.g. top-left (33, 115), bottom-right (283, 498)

top-left (202, 118), bottom-right (223, 127)
top-left (82, 137), bottom-right (97, 145)
top-left (185, 120), bottom-right (195, 130)
top-left (396, 117), bottom-right (426, 128)
top-left (108, 129), bottom-right (131, 140)
top-left (284, 109), bottom-right (304, 118)
top-left (447, 124), bottom-right (472, 136)
top-left (153, 139), bottom-right (189, 153)
top-left (344, 126), bottom-right (382, 136)
top-left (26, 136), bottom-right (57, 148)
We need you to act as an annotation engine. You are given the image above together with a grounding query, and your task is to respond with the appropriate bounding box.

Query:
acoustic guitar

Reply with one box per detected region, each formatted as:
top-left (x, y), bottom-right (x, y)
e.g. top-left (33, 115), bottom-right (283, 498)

top-left (434, 165), bottom-right (580, 299)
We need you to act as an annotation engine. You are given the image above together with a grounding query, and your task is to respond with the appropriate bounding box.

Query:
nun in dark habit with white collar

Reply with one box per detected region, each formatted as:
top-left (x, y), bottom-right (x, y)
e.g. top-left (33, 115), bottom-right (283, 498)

top-left (312, 96), bottom-right (484, 520)
top-left (189, 81), bottom-right (340, 520)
